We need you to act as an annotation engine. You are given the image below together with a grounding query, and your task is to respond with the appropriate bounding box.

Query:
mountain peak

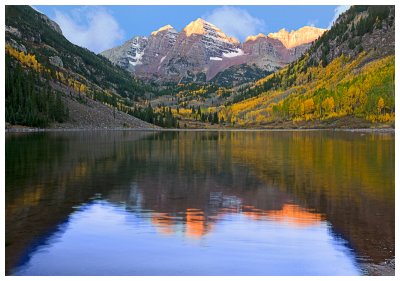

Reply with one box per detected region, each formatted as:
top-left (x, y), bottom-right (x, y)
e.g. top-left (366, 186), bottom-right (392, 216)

top-left (151, 24), bottom-right (176, 36)
top-left (245, 33), bottom-right (267, 42)
top-left (194, 18), bottom-right (206, 23)
top-left (183, 18), bottom-right (211, 36)
top-left (183, 18), bottom-right (239, 44)
top-left (268, 26), bottom-right (326, 48)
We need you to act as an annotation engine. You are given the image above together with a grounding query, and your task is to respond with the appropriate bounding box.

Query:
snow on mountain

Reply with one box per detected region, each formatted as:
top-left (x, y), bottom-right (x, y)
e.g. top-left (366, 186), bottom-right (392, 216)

top-left (128, 49), bottom-right (144, 66)
top-left (223, 48), bottom-right (244, 58)
top-left (100, 36), bottom-right (148, 72)
top-left (134, 24), bottom-right (178, 76)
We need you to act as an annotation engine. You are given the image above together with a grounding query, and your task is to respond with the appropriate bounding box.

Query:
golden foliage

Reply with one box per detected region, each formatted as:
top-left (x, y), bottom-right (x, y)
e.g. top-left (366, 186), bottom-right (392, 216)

top-left (322, 97), bottom-right (335, 115)
top-left (303, 98), bottom-right (315, 114)
top-left (228, 53), bottom-right (394, 125)
top-left (6, 44), bottom-right (42, 72)
top-left (377, 97), bottom-right (385, 113)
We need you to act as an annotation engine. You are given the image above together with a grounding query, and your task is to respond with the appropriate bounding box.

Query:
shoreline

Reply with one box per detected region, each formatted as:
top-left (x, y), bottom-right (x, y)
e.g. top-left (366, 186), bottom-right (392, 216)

top-left (362, 258), bottom-right (395, 276)
top-left (5, 126), bottom-right (395, 133)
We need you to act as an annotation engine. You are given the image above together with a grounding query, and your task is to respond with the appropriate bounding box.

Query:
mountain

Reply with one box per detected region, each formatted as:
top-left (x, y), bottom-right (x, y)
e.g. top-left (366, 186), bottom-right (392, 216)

top-left (207, 27), bottom-right (324, 87)
top-left (101, 19), bottom-right (325, 84)
top-left (150, 18), bottom-right (242, 82)
top-left (5, 5), bottom-right (177, 129)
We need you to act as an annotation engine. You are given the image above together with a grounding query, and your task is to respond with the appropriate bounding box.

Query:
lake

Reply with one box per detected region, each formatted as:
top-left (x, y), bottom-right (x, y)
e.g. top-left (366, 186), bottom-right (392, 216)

top-left (5, 130), bottom-right (394, 275)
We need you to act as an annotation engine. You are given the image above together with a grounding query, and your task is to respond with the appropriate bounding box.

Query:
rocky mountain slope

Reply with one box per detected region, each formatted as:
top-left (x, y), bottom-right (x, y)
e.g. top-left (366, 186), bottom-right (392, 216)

top-left (222, 5), bottom-right (395, 127)
top-left (5, 6), bottom-right (150, 100)
top-left (101, 19), bottom-right (325, 83)
top-left (5, 5), bottom-right (164, 129)
top-left (305, 5), bottom-right (395, 67)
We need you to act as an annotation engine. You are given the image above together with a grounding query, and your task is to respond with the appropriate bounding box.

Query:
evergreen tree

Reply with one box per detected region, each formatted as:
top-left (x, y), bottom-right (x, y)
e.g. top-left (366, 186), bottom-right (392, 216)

top-left (213, 112), bottom-right (219, 124)
top-left (208, 112), bottom-right (213, 123)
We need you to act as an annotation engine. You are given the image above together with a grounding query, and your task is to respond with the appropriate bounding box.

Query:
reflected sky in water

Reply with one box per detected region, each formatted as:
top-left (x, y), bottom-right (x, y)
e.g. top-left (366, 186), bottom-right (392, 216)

top-left (13, 198), bottom-right (360, 276)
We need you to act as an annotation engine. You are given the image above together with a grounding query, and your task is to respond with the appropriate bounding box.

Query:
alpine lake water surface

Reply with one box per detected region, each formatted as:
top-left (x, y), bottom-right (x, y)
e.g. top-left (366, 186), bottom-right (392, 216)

top-left (5, 130), bottom-right (394, 275)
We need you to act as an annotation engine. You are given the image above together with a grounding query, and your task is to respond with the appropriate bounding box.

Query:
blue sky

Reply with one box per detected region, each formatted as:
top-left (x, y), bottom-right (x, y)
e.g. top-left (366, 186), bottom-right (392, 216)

top-left (34, 5), bottom-right (349, 53)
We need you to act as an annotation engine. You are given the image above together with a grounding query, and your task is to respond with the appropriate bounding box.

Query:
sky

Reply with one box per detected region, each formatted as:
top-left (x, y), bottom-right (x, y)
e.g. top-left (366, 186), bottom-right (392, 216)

top-left (34, 5), bottom-right (350, 54)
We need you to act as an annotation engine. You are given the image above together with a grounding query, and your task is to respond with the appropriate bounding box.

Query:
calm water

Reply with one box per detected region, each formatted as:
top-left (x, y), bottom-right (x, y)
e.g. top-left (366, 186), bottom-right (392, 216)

top-left (5, 130), bottom-right (394, 275)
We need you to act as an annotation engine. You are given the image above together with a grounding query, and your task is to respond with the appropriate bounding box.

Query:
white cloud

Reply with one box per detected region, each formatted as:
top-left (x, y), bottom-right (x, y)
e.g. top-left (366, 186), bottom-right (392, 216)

top-left (54, 7), bottom-right (124, 54)
top-left (329, 5), bottom-right (351, 28)
top-left (204, 6), bottom-right (265, 42)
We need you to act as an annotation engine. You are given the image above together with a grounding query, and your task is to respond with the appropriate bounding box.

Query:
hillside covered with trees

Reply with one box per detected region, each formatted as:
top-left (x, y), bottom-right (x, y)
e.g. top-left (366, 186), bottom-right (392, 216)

top-left (5, 5), bottom-right (179, 129)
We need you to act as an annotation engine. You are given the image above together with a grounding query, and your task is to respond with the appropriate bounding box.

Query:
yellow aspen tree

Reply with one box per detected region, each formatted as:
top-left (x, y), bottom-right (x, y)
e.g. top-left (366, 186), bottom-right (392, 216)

top-left (322, 97), bottom-right (335, 116)
top-left (303, 98), bottom-right (315, 114)
top-left (377, 97), bottom-right (385, 114)
top-left (18, 51), bottom-right (25, 64)
top-left (300, 103), bottom-right (305, 117)
top-left (79, 84), bottom-right (86, 94)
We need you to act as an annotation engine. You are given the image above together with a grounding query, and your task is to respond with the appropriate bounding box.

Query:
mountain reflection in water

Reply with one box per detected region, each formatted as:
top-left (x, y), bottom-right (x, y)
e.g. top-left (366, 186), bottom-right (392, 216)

top-left (12, 198), bottom-right (359, 276)
top-left (151, 200), bottom-right (323, 238)
top-left (6, 130), bottom-right (394, 275)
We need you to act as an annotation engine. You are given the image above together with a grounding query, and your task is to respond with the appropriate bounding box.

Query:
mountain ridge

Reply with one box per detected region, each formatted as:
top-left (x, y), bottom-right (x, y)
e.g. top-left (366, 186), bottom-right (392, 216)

top-left (268, 26), bottom-right (327, 48)
top-left (101, 18), bottom-right (325, 84)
